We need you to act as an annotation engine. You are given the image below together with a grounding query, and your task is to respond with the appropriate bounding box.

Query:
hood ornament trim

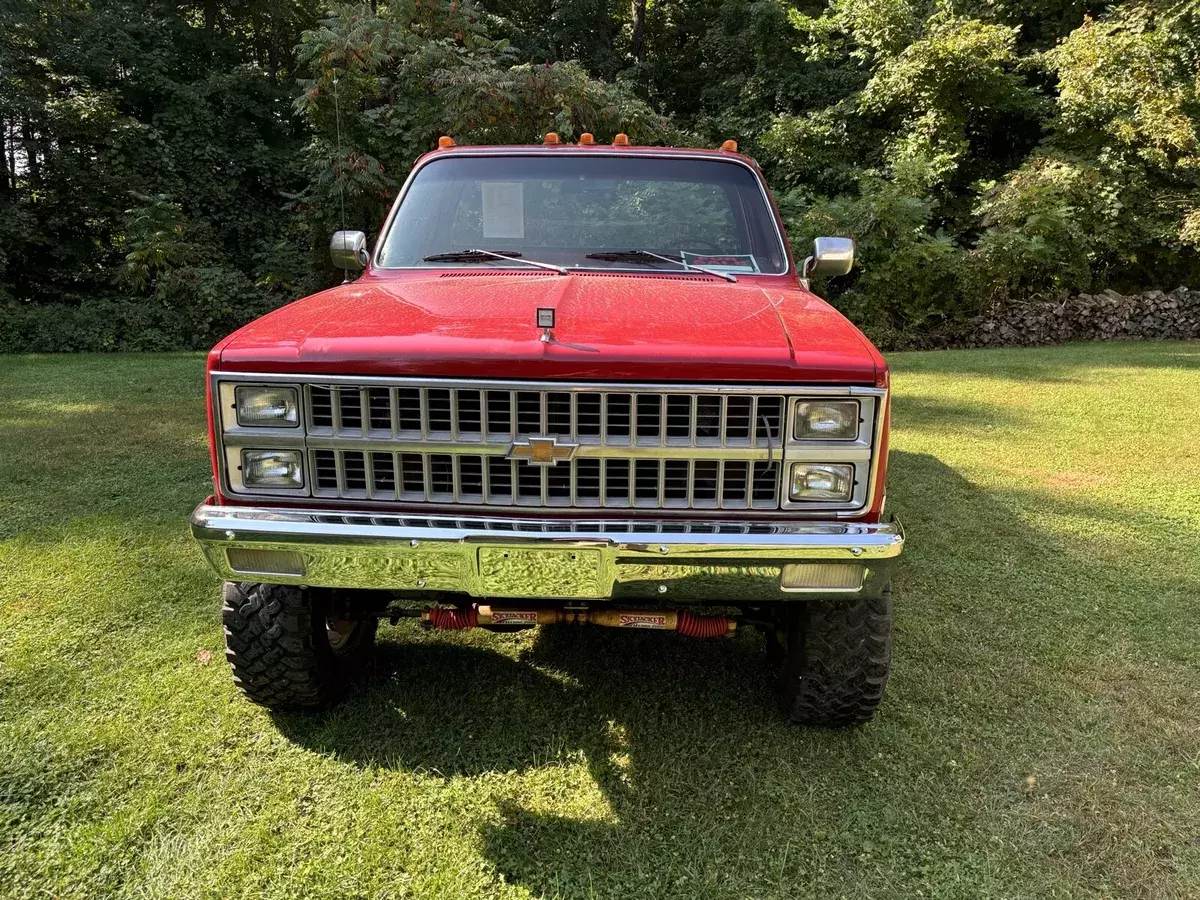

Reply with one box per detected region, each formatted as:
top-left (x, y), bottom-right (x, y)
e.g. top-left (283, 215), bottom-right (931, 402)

top-left (537, 307), bottom-right (555, 343)
top-left (534, 305), bottom-right (599, 352)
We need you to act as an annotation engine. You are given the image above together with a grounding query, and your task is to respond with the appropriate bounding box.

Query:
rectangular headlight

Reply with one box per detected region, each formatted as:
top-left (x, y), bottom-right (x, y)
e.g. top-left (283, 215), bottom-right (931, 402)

top-left (235, 386), bottom-right (299, 428)
top-left (241, 450), bottom-right (304, 488)
top-left (794, 401), bottom-right (859, 440)
top-left (790, 463), bottom-right (854, 501)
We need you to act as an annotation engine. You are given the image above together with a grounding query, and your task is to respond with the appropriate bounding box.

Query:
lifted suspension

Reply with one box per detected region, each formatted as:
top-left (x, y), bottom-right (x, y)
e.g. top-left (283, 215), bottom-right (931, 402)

top-left (421, 604), bottom-right (736, 637)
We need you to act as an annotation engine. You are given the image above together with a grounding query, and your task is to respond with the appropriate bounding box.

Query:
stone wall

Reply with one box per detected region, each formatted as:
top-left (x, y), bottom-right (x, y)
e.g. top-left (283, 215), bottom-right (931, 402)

top-left (963, 286), bottom-right (1200, 348)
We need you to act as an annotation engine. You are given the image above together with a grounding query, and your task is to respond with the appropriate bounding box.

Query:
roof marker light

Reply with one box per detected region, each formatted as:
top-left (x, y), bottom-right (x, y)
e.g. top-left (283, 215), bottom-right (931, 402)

top-left (579, 133), bottom-right (595, 145)
top-left (612, 133), bottom-right (630, 146)
top-left (544, 132), bottom-right (560, 144)
top-left (721, 140), bottom-right (738, 152)
top-left (438, 136), bottom-right (456, 149)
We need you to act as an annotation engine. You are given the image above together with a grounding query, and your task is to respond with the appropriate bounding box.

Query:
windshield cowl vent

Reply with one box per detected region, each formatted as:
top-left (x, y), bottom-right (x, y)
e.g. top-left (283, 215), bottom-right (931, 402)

top-left (437, 270), bottom-right (557, 278)
top-left (573, 272), bottom-right (719, 282)
top-left (435, 271), bottom-right (723, 281)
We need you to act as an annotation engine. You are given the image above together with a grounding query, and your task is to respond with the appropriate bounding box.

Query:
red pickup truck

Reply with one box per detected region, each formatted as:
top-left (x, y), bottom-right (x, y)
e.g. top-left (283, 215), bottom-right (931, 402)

top-left (190, 135), bottom-right (903, 726)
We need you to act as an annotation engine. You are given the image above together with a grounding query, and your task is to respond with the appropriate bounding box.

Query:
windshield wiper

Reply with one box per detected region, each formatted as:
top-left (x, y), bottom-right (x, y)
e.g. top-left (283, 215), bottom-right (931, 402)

top-left (584, 249), bottom-right (737, 283)
top-left (422, 248), bottom-right (567, 274)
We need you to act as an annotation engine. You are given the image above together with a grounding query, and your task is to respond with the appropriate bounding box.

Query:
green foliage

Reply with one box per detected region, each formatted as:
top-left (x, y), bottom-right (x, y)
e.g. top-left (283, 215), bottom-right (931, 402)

top-left (766, 0), bottom-right (1199, 329)
top-left (0, 268), bottom-right (282, 354)
top-left (292, 0), bottom-right (671, 255)
top-left (965, 4), bottom-right (1200, 302)
top-left (1048, 8), bottom-right (1197, 166)
top-left (0, 0), bottom-right (316, 329)
top-left (1, 0), bottom-right (1198, 349)
top-left (293, 0), bottom-right (503, 230)
top-left (967, 155), bottom-right (1112, 303)
top-left (431, 60), bottom-right (672, 144)
top-left (117, 194), bottom-right (203, 294)
top-left (789, 0), bottom-right (923, 63)
top-left (788, 176), bottom-right (967, 332)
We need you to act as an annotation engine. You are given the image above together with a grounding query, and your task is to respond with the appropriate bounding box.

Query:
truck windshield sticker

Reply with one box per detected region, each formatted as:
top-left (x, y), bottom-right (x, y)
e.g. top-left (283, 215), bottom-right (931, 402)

top-left (482, 182), bottom-right (525, 239)
top-left (683, 252), bottom-right (760, 274)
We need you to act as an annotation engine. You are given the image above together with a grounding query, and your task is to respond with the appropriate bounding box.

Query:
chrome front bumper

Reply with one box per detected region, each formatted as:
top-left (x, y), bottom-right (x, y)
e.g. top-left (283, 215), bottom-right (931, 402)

top-left (190, 502), bottom-right (903, 603)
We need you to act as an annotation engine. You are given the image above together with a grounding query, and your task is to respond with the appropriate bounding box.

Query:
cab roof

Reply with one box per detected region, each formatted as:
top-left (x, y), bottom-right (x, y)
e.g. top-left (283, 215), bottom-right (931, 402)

top-left (423, 136), bottom-right (752, 164)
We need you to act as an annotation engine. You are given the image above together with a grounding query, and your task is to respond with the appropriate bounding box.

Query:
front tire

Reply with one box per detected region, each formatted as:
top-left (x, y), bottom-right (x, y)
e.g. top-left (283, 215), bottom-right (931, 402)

top-left (221, 582), bottom-right (377, 710)
top-left (768, 584), bottom-right (893, 726)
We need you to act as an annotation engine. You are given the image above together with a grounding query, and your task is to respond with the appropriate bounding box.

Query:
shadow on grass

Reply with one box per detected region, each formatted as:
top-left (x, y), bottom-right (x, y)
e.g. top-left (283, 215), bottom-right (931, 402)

top-left (271, 449), bottom-right (1200, 897)
top-left (275, 624), bottom-right (775, 777)
top-left (274, 628), bottom-right (811, 894)
top-left (890, 395), bottom-right (1026, 432)
top-left (890, 339), bottom-right (1200, 383)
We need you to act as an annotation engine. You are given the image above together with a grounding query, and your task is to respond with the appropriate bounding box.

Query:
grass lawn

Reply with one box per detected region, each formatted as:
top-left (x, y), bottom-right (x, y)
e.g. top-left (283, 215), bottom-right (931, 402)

top-left (1, 341), bottom-right (1198, 899)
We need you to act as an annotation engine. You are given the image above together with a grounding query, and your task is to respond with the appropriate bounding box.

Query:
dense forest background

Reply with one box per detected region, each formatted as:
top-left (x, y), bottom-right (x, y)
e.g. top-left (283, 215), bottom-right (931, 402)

top-left (1, 0), bottom-right (1198, 351)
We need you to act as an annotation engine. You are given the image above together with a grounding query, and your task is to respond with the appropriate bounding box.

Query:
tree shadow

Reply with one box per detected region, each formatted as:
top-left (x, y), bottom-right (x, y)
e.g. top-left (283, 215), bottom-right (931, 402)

top-left (273, 624), bottom-right (775, 779)
top-left (890, 395), bottom-right (1025, 432)
top-left (890, 338), bottom-right (1200, 383)
top-left (272, 448), bottom-right (1200, 897)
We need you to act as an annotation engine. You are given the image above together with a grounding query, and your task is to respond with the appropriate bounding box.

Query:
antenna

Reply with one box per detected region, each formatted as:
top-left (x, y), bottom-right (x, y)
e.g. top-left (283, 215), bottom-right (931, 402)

top-left (333, 73), bottom-right (351, 284)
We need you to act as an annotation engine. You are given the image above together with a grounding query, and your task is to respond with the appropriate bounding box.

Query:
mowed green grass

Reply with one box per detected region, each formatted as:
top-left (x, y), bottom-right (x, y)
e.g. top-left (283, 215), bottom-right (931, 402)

top-left (1, 342), bottom-right (1198, 900)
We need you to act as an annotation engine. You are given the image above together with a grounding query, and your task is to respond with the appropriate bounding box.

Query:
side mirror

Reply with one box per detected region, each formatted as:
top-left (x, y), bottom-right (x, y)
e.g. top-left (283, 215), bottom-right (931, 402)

top-left (803, 236), bottom-right (855, 278)
top-left (330, 230), bottom-right (370, 272)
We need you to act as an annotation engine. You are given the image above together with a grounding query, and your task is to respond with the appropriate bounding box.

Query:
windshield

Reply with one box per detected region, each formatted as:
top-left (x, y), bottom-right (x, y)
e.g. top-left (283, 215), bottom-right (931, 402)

top-left (375, 154), bottom-right (789, 275)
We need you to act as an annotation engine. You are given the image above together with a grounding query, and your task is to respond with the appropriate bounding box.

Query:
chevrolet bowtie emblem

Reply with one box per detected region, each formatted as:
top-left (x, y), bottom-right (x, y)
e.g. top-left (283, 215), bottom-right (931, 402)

top-left (507, 435), bottom-right (578, 467)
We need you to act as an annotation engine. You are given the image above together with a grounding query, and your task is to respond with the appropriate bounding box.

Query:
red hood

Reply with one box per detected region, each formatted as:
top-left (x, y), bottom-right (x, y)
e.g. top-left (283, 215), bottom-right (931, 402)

top-left (215, 271), bottom-right (881, 384)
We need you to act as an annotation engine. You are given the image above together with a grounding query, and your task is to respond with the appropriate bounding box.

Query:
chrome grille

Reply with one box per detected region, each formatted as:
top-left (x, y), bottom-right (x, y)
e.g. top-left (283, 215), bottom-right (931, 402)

top-left (304, 383), bottom-right (787, 510)
top-left (307, 385), bottom-right (785, 447)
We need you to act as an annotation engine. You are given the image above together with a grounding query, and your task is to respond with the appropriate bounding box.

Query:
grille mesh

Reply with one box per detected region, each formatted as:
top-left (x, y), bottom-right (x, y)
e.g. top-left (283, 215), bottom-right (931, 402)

top-left (305, 383), bottom-right (787, 510)
top-left (310, 449), bottom-right (782, 510)
top-left (308, 384), bottom-right (784, 447)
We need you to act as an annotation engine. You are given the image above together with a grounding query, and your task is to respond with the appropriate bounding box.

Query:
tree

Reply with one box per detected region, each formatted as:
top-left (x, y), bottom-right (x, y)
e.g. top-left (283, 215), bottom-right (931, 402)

top-left (293, 0), bottom-right (670, 251)
top-left (2, 0), bottom-right (1199, 349)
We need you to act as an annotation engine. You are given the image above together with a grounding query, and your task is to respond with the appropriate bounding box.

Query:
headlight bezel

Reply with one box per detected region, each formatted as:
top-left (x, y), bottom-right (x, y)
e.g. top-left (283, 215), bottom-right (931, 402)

top-left (234, 385), bottom-right (301, 429)
top-left (240, 449), bottom-right (306, 490)
top-left (793, 400), bottom-right (861, 441)
top-left (780, 394), bottom-right (879, 512)
top-left (216, 379), bottom-right (308, 496)
top-left (788, 462), bottom-right (856, 502)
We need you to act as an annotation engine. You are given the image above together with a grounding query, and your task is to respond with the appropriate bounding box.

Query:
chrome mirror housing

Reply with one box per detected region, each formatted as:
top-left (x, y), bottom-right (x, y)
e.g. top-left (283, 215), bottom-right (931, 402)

top-left (803, 236), bottom-right (855, 278)
top-left (330, 230), bottom-right (370, 271)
